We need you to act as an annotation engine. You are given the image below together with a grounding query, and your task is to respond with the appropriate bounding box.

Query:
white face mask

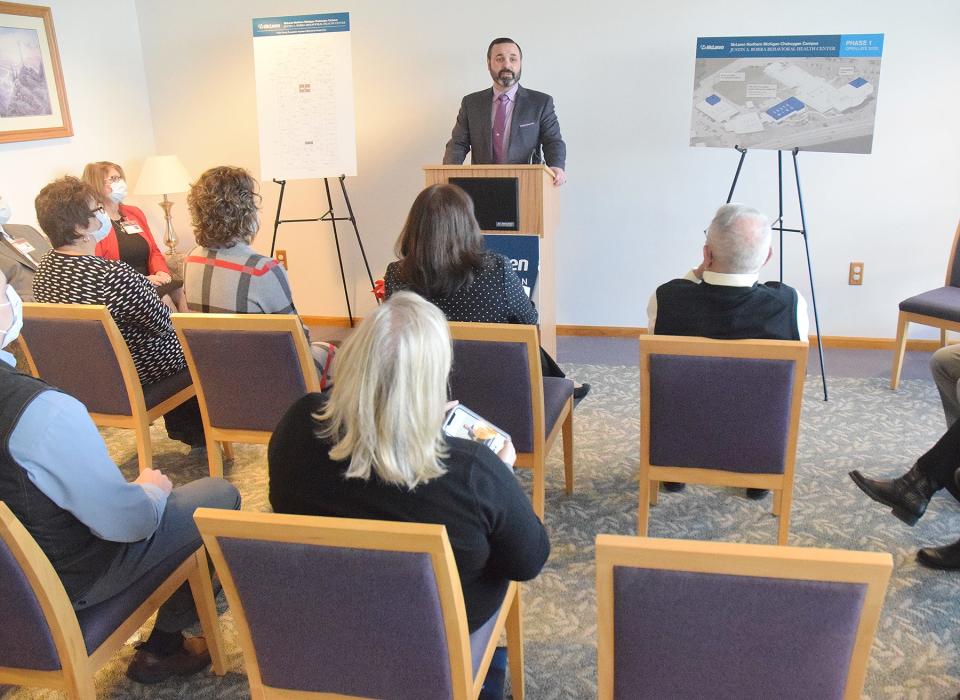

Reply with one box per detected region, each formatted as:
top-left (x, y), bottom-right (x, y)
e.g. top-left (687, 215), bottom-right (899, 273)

top-left (92, 210), bottom-right (112, 242)
top-left (0, 285), bottom-right (23, 349)
top-left (0, 198), bottom-right (10, 225)
top-left (109, 179), bottom-right (128, 204)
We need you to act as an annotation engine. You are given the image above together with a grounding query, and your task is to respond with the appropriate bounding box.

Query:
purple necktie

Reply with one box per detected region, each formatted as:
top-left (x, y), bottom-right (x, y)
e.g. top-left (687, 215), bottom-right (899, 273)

top-left (492, 93), bottom-right (509, 164)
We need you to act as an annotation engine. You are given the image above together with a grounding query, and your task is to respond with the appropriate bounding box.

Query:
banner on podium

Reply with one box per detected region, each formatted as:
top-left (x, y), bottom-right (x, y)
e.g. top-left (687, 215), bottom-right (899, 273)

top-left (483, 234), bottom-right (539, 298)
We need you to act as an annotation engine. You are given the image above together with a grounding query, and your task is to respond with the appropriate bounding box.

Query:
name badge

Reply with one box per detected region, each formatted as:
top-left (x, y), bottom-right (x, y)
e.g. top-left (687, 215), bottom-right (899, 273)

top-left (120, 219), bottom-right (144, 234)
top-left (11, 238), bottom-right (36, 254)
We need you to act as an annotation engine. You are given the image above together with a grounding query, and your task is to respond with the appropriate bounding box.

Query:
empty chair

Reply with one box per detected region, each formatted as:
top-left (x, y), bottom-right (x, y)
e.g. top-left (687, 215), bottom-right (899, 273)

top-left (891, 217), bottom-right (960, 389)
top-left (595, 534), bottom-right (893, 700)
top-left (0, 501), bottom-right (226, 699)
top-left (448, 321), bottom-right (573, 519)
top-left (19, 302), bottom-right (195, 472)
top-left (639, 335), bottom-right (807, 544)
top-left (172, 312), bottom-right (321, 478)
top-left (194, 508), bottom-right (524, 700)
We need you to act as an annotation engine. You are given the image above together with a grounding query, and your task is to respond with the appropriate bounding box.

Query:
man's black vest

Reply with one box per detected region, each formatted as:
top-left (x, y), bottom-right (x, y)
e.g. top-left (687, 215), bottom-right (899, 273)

top-left (0, 361), bottom-right (121, 601)
top-left (653, 279), bottom-right (801, 340)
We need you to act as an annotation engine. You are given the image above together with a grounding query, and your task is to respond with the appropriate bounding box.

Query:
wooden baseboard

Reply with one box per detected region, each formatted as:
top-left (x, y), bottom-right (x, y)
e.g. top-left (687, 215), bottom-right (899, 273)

top-left (304, 319), bottom-right (944, 352)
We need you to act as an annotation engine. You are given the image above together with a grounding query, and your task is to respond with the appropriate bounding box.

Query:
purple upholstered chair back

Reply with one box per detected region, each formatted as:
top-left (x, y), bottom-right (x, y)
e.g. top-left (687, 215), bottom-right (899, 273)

top-left (0, 527), bottom-right (61, 671)
top-left (648, 354), bottom-right (796, 473)
top-left (20, 317), bottom-right (131, 415)
top-left (612, 566), bottom-right (866, 699)
top-left (216, 538), bottom-right (454, 699)
top-left (449, 339), bottom-right (534, 453)
top-left (180, 328), bottom-right (309, 432)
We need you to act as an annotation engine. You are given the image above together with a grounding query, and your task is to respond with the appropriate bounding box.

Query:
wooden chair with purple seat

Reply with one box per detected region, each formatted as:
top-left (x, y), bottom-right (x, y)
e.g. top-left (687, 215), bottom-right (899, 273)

top-left (171, 313), bottom-right (321, 478)
top-left (596, 536), bottom-right (892, 699)
top-left (639, 335), bottom-right (807, 545)
top-left (19, 303), bottom-right (196, 473)
top-left (891, 216), bottom-right (960, 389)
top-left (0, 502), bottom-right (226, 699)
top-left (194, 508), bottom-right (525, 700)
top-left (447, 322), bottom-right (574, 520)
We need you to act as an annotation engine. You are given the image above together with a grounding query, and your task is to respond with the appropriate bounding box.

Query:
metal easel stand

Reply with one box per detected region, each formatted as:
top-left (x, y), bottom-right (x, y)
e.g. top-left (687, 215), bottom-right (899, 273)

top-left (725, 146), bottom-right (828, 401)
top-left (269, 175), bottom-right (379, 328)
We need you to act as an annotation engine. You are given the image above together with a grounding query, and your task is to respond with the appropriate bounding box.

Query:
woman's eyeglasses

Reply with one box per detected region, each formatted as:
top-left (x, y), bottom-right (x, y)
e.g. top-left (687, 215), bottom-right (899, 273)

top-left (88, 205), bottom-right (105, 219)
top-left (103, 175), bottom-right (123, 184)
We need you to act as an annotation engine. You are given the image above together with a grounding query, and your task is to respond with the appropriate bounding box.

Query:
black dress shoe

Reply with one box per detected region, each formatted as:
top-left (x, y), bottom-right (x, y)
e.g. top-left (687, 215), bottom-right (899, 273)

top-left (848, 465), bottom-right (938, 526)
top-left (917, 538), bottom-right (960, 570)
top-left (662, 482), bottom-right (686, 493)
top-left (126, 637), bottom-right (211, 684)
top-left (745, 488), bottom-right (769, 500)
top-left (572, 383), bottom-right (591, 407)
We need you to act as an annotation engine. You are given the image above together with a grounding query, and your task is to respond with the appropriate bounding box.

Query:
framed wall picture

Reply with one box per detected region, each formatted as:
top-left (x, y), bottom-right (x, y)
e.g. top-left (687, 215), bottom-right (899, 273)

top-left (0, 2), bottom-right (72, 143)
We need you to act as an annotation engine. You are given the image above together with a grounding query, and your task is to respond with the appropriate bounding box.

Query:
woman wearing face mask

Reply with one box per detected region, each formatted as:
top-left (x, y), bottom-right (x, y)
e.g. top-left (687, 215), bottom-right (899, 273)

top-left (31, 177), bottom-right (204, 446)
top-left (81, 161), bottom-right (187, 312)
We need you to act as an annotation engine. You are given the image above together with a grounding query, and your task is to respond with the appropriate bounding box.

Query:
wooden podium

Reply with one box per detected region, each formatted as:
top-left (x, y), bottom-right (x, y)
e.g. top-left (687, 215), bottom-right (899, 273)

top-left (423, 164), bottom-right (559, 355)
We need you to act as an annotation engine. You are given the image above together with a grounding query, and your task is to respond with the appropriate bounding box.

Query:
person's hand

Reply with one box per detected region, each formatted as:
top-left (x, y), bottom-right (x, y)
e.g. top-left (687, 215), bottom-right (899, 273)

top-left (134, 468), bottom-right (173, 495)
top-left (444, 400), bottom-right (459, 415)
top-left (156, 271), bottom-right (172, 284)
top-left (145, 274), bottom-right (163, 287)
top-left (551, 167), bottom-right (566, 186)
top-left (497, 439), bottom-right (517, 468)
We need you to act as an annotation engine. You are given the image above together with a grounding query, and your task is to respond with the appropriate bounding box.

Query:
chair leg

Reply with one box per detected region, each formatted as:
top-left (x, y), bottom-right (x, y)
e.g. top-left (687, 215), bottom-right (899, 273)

top-left (206, 436), bottom-right (224, 479)
top-left (562, 402), bottom-right (574, 495)
top-left (638, 482), bottom-right (651, 536)
top-left (505, 585), bottom-right (524, 700)
top-left (134, 419), bottom-right (153, 474)
top-left (532, 452), bottom-right (545, 521)
top-left (771, 489), bottom-right (781, 516)
top-left (942, 328), bottom-right (949, 348)
top-left (649, 481), bottom-right (658, 506)
top-left (221, 441), bottom-right (234, 460)
top-left (777, 487), bottom-right (794, 545)
top-left (890, 313), bottom-right (910, 390)
top-left (187, 550), bottom-right (228, 676)
top-left (64, 669), bottom-right (96, 700)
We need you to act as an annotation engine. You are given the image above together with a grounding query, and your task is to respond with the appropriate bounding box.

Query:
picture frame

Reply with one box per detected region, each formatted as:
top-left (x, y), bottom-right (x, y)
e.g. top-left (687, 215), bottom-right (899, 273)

top-left (0, 2), bottom-right (72, 143)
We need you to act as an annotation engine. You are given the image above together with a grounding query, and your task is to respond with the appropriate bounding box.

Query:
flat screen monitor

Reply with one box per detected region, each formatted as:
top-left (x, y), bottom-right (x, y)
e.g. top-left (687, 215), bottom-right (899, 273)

top-left (449, 177), bottom-right (519, 231)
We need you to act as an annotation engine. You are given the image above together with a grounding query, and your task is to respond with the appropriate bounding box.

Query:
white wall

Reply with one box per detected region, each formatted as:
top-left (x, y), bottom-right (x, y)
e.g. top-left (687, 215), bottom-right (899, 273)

top-left (132, 0), bottom-right (960, 337)
top-left (0, 1), bottom-right (159, 235)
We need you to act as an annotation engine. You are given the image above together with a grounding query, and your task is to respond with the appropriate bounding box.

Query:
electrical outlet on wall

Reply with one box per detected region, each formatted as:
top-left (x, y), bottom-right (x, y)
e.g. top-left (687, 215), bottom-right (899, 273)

top-left (848, 261), bottom-right (864, 285)
top-left (276, 249), bottom-right (288, 270)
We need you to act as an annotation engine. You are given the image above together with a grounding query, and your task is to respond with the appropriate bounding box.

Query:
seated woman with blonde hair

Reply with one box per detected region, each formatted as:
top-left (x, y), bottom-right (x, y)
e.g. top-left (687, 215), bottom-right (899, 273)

top-left (268, 292), bottom-right (549, 632)
top-left (81, 161), bottom-right (186, 312)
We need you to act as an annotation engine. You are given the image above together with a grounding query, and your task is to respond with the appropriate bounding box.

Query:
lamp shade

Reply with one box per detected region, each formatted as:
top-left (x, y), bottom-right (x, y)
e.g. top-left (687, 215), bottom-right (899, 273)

top-left (134, 155), bottom-right (192, 195)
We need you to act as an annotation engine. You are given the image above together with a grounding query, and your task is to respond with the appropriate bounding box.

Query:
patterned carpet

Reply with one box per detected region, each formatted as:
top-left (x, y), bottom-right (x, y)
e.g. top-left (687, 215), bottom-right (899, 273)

top-left (5, 366), bottom-right (960, 699)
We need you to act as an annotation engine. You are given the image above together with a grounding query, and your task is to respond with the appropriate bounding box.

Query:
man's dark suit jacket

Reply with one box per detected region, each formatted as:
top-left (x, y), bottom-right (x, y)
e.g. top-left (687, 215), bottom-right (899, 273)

top-left (443, 85), bottom-right (566, 169)
top-left (0, 224), bottom-right (51, 302)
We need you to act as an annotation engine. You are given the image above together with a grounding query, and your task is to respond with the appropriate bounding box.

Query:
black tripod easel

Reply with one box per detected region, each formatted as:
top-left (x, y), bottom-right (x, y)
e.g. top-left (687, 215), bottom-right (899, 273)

top-left (726, 146), bottom-right (828, 401)
top-left (269, 175), bottom-right (378, 328)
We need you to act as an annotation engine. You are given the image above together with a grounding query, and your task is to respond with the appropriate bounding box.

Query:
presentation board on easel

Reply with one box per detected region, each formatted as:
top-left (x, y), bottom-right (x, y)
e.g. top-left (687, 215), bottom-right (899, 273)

top-left (252, 12), bottom-right (357, 180)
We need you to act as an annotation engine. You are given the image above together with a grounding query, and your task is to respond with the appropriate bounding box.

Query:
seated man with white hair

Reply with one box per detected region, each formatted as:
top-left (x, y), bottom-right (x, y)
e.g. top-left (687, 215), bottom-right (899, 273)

top-left (647, 202), bottom-right (809, 499)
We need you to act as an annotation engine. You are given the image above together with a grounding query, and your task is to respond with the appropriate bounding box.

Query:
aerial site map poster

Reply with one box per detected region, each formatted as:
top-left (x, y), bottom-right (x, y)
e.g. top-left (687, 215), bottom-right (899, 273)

top-left (690, 34), bottom-right (884, 154)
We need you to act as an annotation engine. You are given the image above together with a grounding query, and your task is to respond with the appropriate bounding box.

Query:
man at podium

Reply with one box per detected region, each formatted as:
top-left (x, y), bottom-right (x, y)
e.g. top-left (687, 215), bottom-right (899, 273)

top-left (443, 37), bottom-right (567, 186)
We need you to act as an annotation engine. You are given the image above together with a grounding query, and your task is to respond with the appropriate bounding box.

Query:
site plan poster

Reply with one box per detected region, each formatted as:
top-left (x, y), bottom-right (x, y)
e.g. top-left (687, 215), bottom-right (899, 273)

top-left (252, 13), bottom-right (357, 180)
top-left (690, 34), bottom-right (884, 154)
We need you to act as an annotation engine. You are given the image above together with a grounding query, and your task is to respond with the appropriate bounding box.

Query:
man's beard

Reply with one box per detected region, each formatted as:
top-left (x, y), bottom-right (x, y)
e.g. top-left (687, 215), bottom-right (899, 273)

top-left (495, 69), bottom-right (519, 87)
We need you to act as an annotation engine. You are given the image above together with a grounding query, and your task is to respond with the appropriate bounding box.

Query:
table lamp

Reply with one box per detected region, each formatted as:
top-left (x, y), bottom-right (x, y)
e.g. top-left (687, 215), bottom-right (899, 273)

top-left (133, 155), bottom-right (192, 254)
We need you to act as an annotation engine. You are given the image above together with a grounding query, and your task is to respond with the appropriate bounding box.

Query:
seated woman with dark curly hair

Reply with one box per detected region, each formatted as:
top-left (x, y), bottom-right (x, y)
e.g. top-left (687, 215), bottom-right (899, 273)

top-left (31, 177), bottom-right (204, 447)
top-left (384, 183), bottom-right (589, 402)
top-left (183, 166), bottom-right (334, 382)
